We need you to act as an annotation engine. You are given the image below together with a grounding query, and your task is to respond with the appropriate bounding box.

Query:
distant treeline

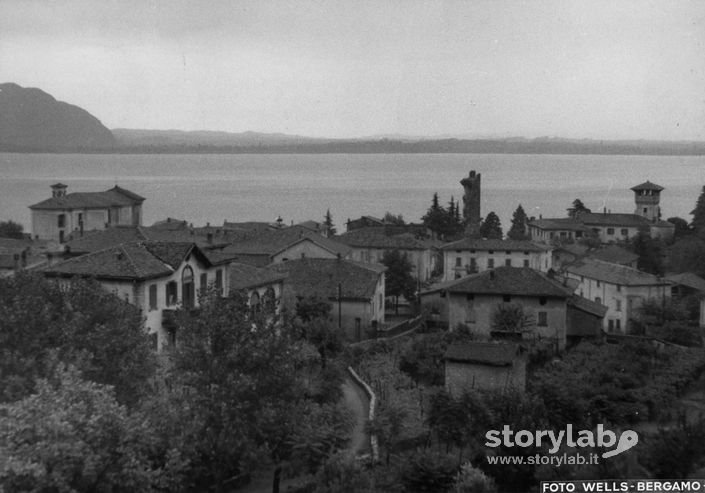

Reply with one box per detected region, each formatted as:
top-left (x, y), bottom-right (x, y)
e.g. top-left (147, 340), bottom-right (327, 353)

top-left (3, 138), bottom-right (705, 155)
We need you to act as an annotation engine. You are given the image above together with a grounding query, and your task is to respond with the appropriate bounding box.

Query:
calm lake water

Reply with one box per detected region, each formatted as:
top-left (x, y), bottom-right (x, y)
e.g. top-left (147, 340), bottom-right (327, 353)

top-left (1, 153), bottom-right (703, 232)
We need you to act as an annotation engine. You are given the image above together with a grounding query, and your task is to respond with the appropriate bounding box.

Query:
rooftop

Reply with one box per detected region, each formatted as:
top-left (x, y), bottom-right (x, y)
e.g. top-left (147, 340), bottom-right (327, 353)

top-left (664, 272), bottom-right (705, 293)
top-left (336, 228), bottom-right (432, 250)
top-left (528, 218), bottom-right (589, 231)
top-left (631, 181), bottom-right (664, 192)
top-left (444, 342), bottom-right (519, 366)
top-left (222, 225), bottom-right (351, 258)
top-left (587, 245), bottom-right (639, 266)
top-left (30, 185), bottom-right (145, 210)
top-left (425, 266), bottom-right (572, 298)
top-left (44, 241), bottom-right (205, 281)
top-left (229, 262), bottom-right (288, 291)
top-left (440, 238), bottom-right (551, 252)
top-left (565, 258), bottom-right (667, 286)
top-left (265, 257), bottom-right (385, 301)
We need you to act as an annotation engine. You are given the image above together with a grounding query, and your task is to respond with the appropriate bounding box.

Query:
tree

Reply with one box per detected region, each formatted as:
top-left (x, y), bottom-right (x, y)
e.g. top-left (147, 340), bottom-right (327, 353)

top-left (0, 364), bottom-right (162, 492)
top-left (381, 249), bottom-right (417, 314)
top-left (169, 290), bottom-right (304, 491)
top-left (295, 297), bottom-right (344, 369)
top-left (479, 212), bottom-right (503, 239)
top-left (323, 209), bottom-right (337, 236)
top-left (0, 273), bottom-right (155, 405)
top-left (567, 199), bottom-right (591, 218)
top-left (383, 211), bottom-right (405, 225)
top-left (630, 227), bottom-right (664, 275)
top-left (691, 185), bottom-right (705, 238)
top-left (667, 236), bottom-right (705, 278)
top-left (0, 220), bottom-right (24, 239)
top-left (491, 303), bottom-right (535, 334)
top-left (507, 204), bottom-right (530, 240)
top-left (667, 216), bottom-right (691, 239)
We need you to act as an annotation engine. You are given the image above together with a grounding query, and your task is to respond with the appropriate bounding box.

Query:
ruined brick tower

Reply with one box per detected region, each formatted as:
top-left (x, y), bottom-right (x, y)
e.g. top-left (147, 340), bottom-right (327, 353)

top-left (461, 170), bottom-right (481, 237)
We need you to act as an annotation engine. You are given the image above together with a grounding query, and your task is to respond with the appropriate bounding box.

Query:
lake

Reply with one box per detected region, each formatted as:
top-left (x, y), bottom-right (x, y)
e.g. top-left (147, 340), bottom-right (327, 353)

top-left (1, 153), bottom-right (703, 232)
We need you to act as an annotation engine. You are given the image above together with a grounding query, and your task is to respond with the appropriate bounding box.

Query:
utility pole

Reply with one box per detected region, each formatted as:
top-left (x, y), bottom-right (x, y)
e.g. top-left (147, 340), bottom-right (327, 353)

top-left (337, 282), bottom-right (342, 329)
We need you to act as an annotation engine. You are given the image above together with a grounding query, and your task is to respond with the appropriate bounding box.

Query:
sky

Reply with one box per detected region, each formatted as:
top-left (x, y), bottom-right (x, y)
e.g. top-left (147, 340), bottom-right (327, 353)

top-left (2, 0), bottom-right (704, 140)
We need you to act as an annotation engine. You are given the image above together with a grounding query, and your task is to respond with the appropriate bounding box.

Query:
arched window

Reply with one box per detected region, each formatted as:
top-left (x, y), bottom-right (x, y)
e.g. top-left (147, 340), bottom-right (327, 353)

top-left (182, 265), bottom-right (195, 308)
top-left (250, 291), bottom-right (261, 314)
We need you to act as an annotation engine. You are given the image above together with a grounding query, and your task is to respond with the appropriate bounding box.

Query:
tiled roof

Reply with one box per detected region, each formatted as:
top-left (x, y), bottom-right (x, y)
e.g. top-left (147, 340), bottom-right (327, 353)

top-left (444, 342), bottom-right (519, 366)
top-left (664, 272), bottom-right (705, 293)
top-left (426, 266), bottom-right (571, 297)
top-left (44, 241), bottom-right (197, 280)
top-left (222, 225), bottom-right (351, 258)
top-left (336, 228), bottom-right (430, 250)
top-left (631, 181), bottom-right (664, 192)
top-left (229, 262), bottom-right (287, 290)
top-left (0, 254), bottom-right (18, 269)
top-left (565, 258), bottom-right (667, 286)
top-left (222, 221), bottom-right (279, 233)
top-left (440, 238), bottom-right (551, 252)
top-left (265, 258), bottom-right (384, 301)
top-left (29, 186), bottom-right (145, 210)
top-left (567, 295), bottom-right (608, 318)
top-left (528, 218), bottom-right (588, 231)
top-left (578, 213), bottom-right (650, 227)
top-left (588, 245), bottom-right (639, 266)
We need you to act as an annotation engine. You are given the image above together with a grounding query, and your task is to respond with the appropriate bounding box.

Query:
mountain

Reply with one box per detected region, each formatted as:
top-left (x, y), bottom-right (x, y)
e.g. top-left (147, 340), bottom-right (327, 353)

top-left (0, 82), bottom-right (116, 151)
top-left (112, 128), bottom-right (330, 147)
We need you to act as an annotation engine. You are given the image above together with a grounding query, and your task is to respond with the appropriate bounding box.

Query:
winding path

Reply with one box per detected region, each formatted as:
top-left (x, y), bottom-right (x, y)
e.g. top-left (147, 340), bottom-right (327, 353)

top-left (341, 376), bottom-right (372, 457)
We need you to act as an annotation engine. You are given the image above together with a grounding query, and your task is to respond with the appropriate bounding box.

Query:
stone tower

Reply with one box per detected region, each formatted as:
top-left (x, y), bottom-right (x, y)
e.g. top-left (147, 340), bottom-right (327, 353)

top-left (461, 170), bottom-right (481, 237)
top-left (631, 181), bottom-right (664, 223)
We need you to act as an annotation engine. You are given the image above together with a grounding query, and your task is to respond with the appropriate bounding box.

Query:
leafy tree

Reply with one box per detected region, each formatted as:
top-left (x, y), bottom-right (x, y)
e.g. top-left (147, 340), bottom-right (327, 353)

top-left (667, 216), bottom-right (691, 238)
top-left (691, 185), bottom-right (705, 238)
top-left (383, 211), bottom-right (405, 225)
top-left (323, 209), bottom-right (337, 236)
top-left (381, 249), bottom-right (417, 314)
top-left (507, 204), bottom-right (530, 240)
top-left (630, 227), bottom-right (664, 275)
top-left (401, 450), bottom-right (458, 493)
top-left (567, 198), bottom-right (591, 218)
top-left (0, 273), bottom-right (155, 405)
top-left (0, 220), bottom-right (24, 239)
top-left (0, 364), bottom-right (162, 492)
top-left (366, 401), bottom-right (407, 465)
top-left (667, 236), bottom-right (705, 278)
top-left (295, 297), bottom-right (344, 369)
top-left (169, 290), bottom-right (304, 491)
top-left (491, 303), bottom-right (535, 334)
top-left (479, 212), bottom-right (503, 239)
top-left (454, 463), bottom-right (497, 493)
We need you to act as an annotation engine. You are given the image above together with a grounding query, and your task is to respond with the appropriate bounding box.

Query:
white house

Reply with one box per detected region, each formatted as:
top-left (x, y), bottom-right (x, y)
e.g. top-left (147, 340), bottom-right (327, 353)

top-left (29, 183), bottom-right (145, 243)
top-left (440, 238), bottom-right (552, 281)
top-left (43, 241), bottom-right (232, 350)
top-left (563, 258), bottom-right (670, 334)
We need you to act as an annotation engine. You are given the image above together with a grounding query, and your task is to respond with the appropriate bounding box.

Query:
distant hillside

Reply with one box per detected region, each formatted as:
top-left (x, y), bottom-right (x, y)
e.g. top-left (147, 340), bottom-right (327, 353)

top-left (0, 83), bottom-right (115, 151)
top-left (112, 128), bottom-right (328, 147)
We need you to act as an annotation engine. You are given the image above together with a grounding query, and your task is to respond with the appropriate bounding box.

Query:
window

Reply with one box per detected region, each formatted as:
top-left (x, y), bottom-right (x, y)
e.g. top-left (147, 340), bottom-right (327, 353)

top-left (487, 258), bottom-right (495, 269)
top-left (456, 257), bottom-right (462, 267)
top-left (539, 297), bottom-right (547, 306)
top-left (200, 273), bottom-right (208, 293)
top-left (607, 228), bottom-right (614, 235)
top-left (77, 213), bottom-right (83, 225)
top-left (166, 281), bottom-right (178, 306)
top-left (466, 294), bottom-right (474, 301)
top-left (616, 319), bottom-right (621, 331)
top-left (616, 285), bottom-right (621, 292)
top-left (505, 259), bottom-right (512, 267)
top-left (523, 251), bottom-right (530, 255)
top-left (488, 250), bottom-right (494, 254)
top-left (576, 231), bottom-right (583, 238)
top-left (538, 311), bottom-right (548, 326)
top-left (615, 299), bottom-right (622, 312)
top-left (608, 319), bottom-right (614, 332)
top-left (523, 259), bottom-right (530, 267)
top-left (621, 229), bottom-right (628, 236)
top-left (503, 295), bottom-right (511, 302)
top-left (469, 258), bottom-right (477, 272)
top-left (149, 284), bottom-right (157, 310)
top-left (643, 208), bottom-right (648, 214)
top-left (596, 281), bottom-right (601, 287)
top-left (57, 214), bottom-right (66, 228)
top-left (182, 265), bottom-right (195, 309)
top-left (505, 250), bottom-right (511, 255)
top-left (215, 269), bottom-right (223, 293)
top-left (595, 297), bottom-right (602, 304)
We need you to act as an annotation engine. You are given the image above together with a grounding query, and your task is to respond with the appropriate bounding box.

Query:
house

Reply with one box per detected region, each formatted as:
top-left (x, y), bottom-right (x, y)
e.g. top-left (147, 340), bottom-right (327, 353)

top-left (345, 215), bottom-right (385, 231)
top-left (563, 258), bottom-right (670, 334)
top-left (440, 238), bottom-right (552, 281)
top-left (29, 183), bottom-right (145, 243)
top-left (335, 227), bottom-right (440, 282)
top-left (420, 267), bottom-right (572, 351)
top-left (263, 258), bottom-right (386, 341)
top-left (566, 295), bottom-right (608, 345)
top-left (219, 225), bottom-right (351, 267)
top-left (229, 262), bottom-right (287, 312)
top-left (42, 241), bottom-right (233, 350)
top-left (664, 272), bottom-right (705, 327)
top-left (444, 342), bottom-right (526, 395)
top-left (528, 181), bottom-right (675, 244)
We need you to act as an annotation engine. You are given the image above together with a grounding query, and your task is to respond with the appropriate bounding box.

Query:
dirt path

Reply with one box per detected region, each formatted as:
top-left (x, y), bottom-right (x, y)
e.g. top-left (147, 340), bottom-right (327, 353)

top-left (341, 376), bottom-right (372, 457)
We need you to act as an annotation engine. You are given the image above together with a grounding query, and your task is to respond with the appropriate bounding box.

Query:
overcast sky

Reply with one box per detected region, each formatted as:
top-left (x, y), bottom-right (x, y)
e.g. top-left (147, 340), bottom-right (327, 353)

top-left (2, 0), bottom-right (704, 140)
